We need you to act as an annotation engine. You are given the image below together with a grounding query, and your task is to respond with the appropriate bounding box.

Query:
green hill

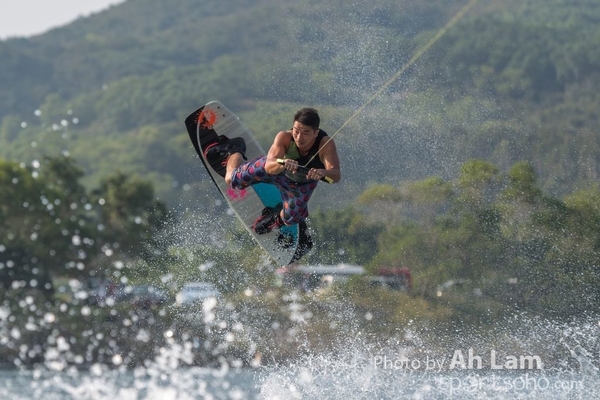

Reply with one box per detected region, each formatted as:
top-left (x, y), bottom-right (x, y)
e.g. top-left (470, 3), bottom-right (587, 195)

top-left (1, 0), bottom-right (599, 206)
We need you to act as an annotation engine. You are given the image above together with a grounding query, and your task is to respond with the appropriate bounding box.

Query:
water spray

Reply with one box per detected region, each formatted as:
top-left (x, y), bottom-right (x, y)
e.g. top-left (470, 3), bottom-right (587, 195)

top-left (306, 0), bottom-right (480, 166)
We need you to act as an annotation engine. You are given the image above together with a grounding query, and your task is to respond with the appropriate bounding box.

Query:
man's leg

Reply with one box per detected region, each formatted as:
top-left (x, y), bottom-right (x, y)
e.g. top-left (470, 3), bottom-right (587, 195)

top-left (225, 153), bottom-right (245, 186)
top-left (251, 179), bottom-right (317, 234)
top-left (228, 156), bottom-right (274, 189)
top-left (279, 181), bottom-right (318, 226)
top-left (250, 177), bottom-right (318, 232)
top-left (227, 156), bottom-right (283, 234)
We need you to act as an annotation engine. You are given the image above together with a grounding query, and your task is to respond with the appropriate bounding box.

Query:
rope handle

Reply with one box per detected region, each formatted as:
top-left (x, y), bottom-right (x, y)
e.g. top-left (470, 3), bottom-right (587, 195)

top-left (276, 159), bottom-right (334, 184)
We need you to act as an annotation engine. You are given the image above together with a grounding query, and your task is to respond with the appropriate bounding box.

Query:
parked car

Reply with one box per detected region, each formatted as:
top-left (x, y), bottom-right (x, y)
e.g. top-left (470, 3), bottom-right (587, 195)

top-left (176, 282), bottom-right (221, 305)
top-left (86, 279), bottom-right (126, 305)
top-left (129, 285), bottom-right (168, 308)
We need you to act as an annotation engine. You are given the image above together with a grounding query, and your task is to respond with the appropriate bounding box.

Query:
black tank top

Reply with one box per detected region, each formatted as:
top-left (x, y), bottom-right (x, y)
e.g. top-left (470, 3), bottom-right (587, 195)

top-left (284, 130), bottom-right (328, 182)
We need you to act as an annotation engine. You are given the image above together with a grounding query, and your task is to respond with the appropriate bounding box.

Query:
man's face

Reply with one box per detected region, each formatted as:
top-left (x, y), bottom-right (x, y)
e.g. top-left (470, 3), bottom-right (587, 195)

top-left (292, 121), bottom-right (318, 150)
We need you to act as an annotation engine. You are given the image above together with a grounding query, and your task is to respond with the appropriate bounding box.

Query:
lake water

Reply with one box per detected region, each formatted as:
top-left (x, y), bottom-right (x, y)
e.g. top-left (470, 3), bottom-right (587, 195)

top-left (2, 283), bottom-right (599, 399)
top-left (0, 367), bottom-right (259, 400)
top-left (0, 361), bottom-right (595, 399)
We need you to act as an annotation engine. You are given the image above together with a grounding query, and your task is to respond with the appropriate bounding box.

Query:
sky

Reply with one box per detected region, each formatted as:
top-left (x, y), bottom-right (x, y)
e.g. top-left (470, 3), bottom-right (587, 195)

top-left (0, 0), bottom-right (126, 39)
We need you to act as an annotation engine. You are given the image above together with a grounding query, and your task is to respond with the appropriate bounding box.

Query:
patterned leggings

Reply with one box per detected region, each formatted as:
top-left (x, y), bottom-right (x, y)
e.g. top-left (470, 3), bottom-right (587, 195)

top-left (230, 156), bottom-right (318, 225)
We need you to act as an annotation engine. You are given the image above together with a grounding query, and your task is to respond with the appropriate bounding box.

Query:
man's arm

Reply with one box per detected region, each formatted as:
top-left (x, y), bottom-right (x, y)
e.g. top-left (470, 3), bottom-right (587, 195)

top-left (315, 137), bottom-right (341, 183)
top-left (265, 131), bottom-right (291, 175)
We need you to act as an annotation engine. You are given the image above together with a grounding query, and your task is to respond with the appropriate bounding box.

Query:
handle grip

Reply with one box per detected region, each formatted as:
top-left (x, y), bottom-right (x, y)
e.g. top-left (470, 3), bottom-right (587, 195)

top-left (276, 159), bottom-right (334, 184)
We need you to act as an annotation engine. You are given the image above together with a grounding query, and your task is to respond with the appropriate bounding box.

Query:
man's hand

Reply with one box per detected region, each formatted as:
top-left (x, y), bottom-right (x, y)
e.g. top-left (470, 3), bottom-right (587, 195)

top-left (282, 159), bottom-right (299, 173)
top-left (275, 159), bottom-right (334, 183)
top-left (307, 168), bottom-right (326, 181)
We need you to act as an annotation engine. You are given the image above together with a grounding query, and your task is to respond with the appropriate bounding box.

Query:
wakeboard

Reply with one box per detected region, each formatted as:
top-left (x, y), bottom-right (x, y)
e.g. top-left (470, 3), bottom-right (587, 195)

top-left (185, 101), bottom-right (308, 265)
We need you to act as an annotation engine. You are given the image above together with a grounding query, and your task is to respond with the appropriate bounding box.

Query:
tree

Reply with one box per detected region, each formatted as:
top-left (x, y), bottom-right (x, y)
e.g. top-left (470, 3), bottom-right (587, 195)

top-left (305, 206), bottom-right (382, 266)
top-left (0, 156), bottom-right (172, 294)
top-left (91, 171), bottom-right (172, 269)
top-left (0, 157), bottom-right (96, 291)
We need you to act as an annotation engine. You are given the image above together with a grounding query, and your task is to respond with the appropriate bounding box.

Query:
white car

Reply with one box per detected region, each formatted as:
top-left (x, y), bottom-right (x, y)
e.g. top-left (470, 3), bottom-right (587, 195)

top-left (175, 282), bottom-right (221, 305)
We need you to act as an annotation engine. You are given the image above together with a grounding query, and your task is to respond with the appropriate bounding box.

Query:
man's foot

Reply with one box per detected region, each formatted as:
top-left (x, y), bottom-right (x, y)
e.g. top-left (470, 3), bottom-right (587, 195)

top-left (298, 221), bottom-right (313, 252)
top-left (290, 220), bottom-right (313, 263)
top-left (253, 204), bottom-right (283, 235)
top-left (204, 136), bottom-right (247, 177)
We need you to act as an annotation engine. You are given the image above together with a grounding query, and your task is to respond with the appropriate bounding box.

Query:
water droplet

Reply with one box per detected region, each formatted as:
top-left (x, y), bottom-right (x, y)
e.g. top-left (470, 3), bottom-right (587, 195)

top-left (90, 363), bottom-right (103, 376)
top-left (111, 354), bottom-right (123, 365)
top-left (11, 326), bottom-right (21, 340)
top-left (44, 313), bottom-right (56, 323)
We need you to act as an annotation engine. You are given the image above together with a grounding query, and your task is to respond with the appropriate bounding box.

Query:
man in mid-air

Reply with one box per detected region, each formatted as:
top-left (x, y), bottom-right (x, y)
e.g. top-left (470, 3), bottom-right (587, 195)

top-left (205, 107), bottom-right (341, 257)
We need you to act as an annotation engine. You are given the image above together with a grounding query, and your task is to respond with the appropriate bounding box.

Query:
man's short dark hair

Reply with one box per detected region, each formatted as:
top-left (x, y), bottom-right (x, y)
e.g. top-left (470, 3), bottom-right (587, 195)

top-left (294, 108), bottom-right (320, 130)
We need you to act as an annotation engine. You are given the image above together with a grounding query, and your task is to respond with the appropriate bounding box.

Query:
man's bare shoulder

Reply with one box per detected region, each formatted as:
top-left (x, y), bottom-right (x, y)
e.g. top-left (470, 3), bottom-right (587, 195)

top-left (318, 135), bottom-right (337, 151)
top-left (274, 130), bottom-right (292, 144)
